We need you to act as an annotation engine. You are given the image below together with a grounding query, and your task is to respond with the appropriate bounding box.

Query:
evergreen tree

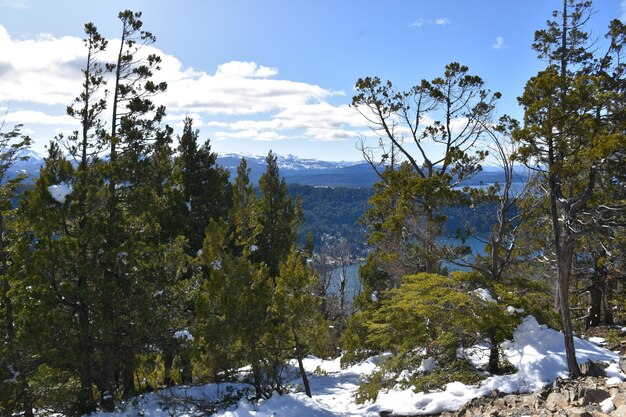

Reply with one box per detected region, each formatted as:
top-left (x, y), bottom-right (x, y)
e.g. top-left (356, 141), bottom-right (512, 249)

top-left (195, 219), bottom-right (275, 399)
top-left (16, 11), bottom-right (179, 412)
top-left (96, 10), bottom-right (170, 405)
top-left (362, 164), bottom-right (458, 288)
top-left (195, 157), bottom-right (316, 400)
top-left (57, 22), bottom-right (109, 411)
top-left (229, 158), bottom-right (261, 252)
top-left (272, 248), bottom-right (320, 397)
top-left (17, 141), bottom-right (100, 416)
top-left (351, 63), bottom-right (499, 298)
top-left (173, 117), bottom-right (231, 254)
top-left (514, 0), bottom-right (626, 377)
top-left (255, 151), bottom-right (302, 277)
top-left (0, 121), bottom-right (33, 417)
top-left (358, 272), bottom-right (519, 402)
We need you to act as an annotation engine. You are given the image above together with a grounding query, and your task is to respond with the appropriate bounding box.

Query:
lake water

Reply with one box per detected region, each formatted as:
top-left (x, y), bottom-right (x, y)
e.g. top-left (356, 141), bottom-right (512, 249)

top-left (329, 263), bottom-right (362, 299)
top-left (329, 236), bottom-right (489, 300)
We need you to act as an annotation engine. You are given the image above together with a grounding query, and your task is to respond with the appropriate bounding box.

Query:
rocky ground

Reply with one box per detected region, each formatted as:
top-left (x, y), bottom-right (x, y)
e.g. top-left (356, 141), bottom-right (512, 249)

top-left (437, 375), bottom-right (625, 417)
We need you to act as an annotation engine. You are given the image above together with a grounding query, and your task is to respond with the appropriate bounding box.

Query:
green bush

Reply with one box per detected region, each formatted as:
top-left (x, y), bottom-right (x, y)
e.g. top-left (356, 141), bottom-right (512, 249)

top-left (346, 272), bottom-right (523, 403)
top-left (28, 364), bottom-right (89, 417)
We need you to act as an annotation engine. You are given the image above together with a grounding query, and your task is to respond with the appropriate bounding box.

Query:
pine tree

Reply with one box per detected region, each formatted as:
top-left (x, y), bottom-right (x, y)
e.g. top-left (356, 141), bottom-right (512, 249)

top-left (0, 121), bottom-right (33, 417)
top-left (229, 158), bottom-right (261, 252)
top-left (195, 218), bottom-right (275, 399)
top-left (514, 0), bottom-right (626, 376)
top-left (195, 157), bottom-right (315, 399)
top-left (351, 271), bottom-right (518, 402)
top-left (351, 63), bottom-right (499, 296)
top-left (255, 151), bottom-right (302, 277)
top-left (17, 11), bottom-right (177, 412)
top-left (95, 10), bottom-right (170, 405)
top-left (173, 117), bottom-right (231, 254)
top-left (272, 248), bottom-right (320, 397)
top-left (16, 141), bottom-right (100, 416)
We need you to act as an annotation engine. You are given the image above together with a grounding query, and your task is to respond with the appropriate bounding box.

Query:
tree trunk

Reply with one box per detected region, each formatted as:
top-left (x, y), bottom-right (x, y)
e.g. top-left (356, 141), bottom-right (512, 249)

top-left (293, 329), bottom-right (312, 398)
top-left (99, 301), bottom-right (117, 412)
top-left (487, 326), bottom-right (499, 374)
top-left (180, 347), bottom-right (192, 384)
top-left (602, 288), bottom-right (614, 325)
top-left (556, 241), bottom-right (582, 378)
top-left (1, 217), bottom-right (34, 417)
top-left (250, 343), bottom-right (265, 400)
top-left (77, 298), bottom-right (96, 411)
top-left (122, 358), bottom-right (135, 398)
top-left (163, 349), bottom-right (174, 386)
top-left (587, 284), bottom-right (602, 328)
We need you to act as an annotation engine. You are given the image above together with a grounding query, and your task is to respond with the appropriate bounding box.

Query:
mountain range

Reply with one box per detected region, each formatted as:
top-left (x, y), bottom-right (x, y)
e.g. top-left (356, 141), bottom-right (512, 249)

top-left (8, 150), bottom-right (525, 188)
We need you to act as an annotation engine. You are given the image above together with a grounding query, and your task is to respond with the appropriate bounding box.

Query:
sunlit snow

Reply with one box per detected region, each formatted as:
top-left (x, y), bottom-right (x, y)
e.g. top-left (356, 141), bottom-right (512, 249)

top-left (48, 182), bottom-right (72, 203)
top-left (85, 316), bottom-right (623, 417)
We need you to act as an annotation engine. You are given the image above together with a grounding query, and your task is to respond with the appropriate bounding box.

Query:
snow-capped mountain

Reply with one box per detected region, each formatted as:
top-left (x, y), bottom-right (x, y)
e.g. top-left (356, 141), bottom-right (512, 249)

top-left (216, 153), bottom-right (378, 187)
top-left (218, 153), bottom-right (362, 170)
top-left (3, 150), bottom-right (523, 189)
top-left (6, 149), bottom-right (45, 181)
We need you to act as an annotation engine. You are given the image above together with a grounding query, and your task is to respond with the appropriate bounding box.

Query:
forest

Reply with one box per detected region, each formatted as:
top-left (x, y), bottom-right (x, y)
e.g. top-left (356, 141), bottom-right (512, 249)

top-left (0, 2), bottom-right (625, 416)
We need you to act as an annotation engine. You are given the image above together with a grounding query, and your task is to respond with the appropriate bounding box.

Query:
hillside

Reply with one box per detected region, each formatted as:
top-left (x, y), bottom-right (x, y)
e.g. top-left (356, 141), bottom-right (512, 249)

top-left (83, 316), bottom-right (625, 417)
top-left (10, 150), bottom-right (526, 189)
top-left (9, 151), bottom-right (512, 256)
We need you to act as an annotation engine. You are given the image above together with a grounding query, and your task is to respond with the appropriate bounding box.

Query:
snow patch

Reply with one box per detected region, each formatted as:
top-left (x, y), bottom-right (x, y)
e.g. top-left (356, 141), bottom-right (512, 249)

top-left (173, 329), bottom-right (194, 341)
top-left (81, 316), bottom-right (624, 417)
top-left (417, 357), bottom-right (436, 373)
top-left (506, 305), bottom-right (524, 315)
top-left (471, 288), bottom-right (495, 303)
top-left (48, 182), bottom-right (72, 203)
top-left (601, 395), bottom-right (615, 413)
top-left (587, 336), bottom-right (606, 346)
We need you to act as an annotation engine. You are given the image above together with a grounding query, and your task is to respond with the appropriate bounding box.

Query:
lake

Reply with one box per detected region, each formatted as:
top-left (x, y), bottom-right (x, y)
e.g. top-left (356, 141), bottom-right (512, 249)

top-left (328, 235), bottom-right (489, 300)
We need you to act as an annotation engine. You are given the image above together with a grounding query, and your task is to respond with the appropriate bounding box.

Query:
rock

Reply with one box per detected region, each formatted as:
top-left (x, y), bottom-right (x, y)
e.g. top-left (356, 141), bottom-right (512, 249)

top-left (438, 376), bottom-right (625, 417)
top-left (615, 392), bottom-right (626, 408)
top-left (580, 388), bottom-right (611, 406)
top-left (566, 408), bottom-right (593, 417)
top-left (612, 404), bottom-right (626, 417)
top-left (619, 356), bottom-right (626, 375)
top-left (547, 392), bottom-right (570, 412)
top-left (581, 360), bottom-right (608, 377)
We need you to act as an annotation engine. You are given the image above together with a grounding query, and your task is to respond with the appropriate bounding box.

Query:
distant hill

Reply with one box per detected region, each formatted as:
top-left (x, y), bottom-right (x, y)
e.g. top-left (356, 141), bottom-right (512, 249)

top-left (216, 153), bottom-right (380, 187)
top-left (8, 150), bottom-right (529, 190)
top-left (217, 154), bottom-right (529, 189)
top-left (6, 149), bottom-right (46, 182)
top-left (7, 150), bottom-right (517, 255)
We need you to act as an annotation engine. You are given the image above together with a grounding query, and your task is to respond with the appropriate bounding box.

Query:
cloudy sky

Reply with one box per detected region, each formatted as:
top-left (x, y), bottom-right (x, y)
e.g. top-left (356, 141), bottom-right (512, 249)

top-left (0, 0), bottom-right (623, 161)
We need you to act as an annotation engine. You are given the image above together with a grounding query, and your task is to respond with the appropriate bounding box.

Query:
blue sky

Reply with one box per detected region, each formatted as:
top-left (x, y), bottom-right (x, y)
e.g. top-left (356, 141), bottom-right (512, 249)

top-left (0, 0), bottom-right (624, 161)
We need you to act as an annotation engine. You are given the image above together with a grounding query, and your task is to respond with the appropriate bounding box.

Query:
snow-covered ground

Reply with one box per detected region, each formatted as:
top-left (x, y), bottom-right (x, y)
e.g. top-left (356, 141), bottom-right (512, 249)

top-left (86, 316), bottom-right (624, 417)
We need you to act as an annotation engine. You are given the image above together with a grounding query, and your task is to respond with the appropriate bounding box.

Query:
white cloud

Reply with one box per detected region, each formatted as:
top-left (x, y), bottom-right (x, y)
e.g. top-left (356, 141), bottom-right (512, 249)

top-left (162, 72), bottom-right (336, 115)
top-left (409, 17), bottom-right (451, 28)
top-left (0, 26), bottom-right (84, 105)
top-left (4, 110), bottom-right (75, 125)
top-left (622, 0), bottom-right (626, 20)
top-left (0, 0), bottom-right (29, 9)
top-left (492, 36), bottom-right (507, 50)
top-left (215, 61), bottom-right (278, 79)
top-left (409, 18), bottom-right (426, 28)
top-left (0, 24), bottom-right (364, 147)
top-left (218, 102), bottom-right (367, 142)
top-left (212, 129), bottom-right (288, 142)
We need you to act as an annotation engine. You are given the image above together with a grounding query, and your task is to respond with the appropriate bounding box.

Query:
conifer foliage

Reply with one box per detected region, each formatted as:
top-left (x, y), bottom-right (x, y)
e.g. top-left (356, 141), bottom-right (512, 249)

top-left (195, 156), bottom-right (316, 400)
top-left (1, 2), bottom-right (624, 415)
top-left (514, 0), bottom-right (626, 377)
top-left (0, 11), bottom-right (315, 416)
